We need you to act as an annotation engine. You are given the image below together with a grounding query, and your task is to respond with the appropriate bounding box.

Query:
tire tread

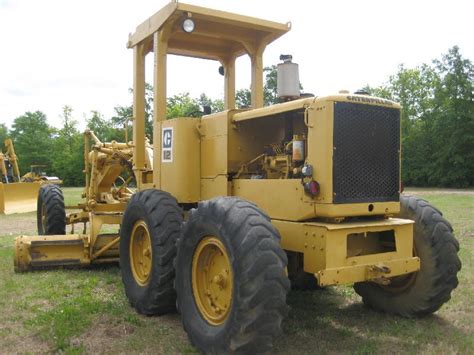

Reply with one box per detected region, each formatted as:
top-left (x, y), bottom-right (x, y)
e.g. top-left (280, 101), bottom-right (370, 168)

top-left (37, 184), bottom-right (66, 235)
top-left (354, 195), bottom-right (461, 317)
top-left (120, 189), bottom-right (182, 315)
top-left (176, 197), bottom-right (289, 353)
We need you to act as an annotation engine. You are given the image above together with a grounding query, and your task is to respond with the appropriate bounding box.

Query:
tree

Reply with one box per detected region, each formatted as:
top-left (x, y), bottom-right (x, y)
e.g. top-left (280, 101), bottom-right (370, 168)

top-left (87, 111), bottom-right (109, 140)
top-left (198, 93), bottom-right (224, 113)
top-left (388, 65), bottom-right (440, 185)
top-left (366, 65), bottom-right (439, 185)
top-left (0, 123), bottom-right (8, 148)
top-left (235, 65), bottom-right (303, 108)
top-left (167, 93), bottom-right (201, 118)
top-left (60, 106), bottom-right (79, 151)
top-left (51, 106), bottom-right (84, 186)
top-left (367, 46), bottom-right (473, 187)
top-left (430, 46), bottom-right (474, 187)
top-left (263, 65), bottom-right (279, 105)
top-left (9, 111), bottom-right (53, 175)
top-left (112, 83), bottom-right (154, 140)
top-left (235, 88), bottom-right (251, 108)
top-left (87, 110), bottom-right (128, 142)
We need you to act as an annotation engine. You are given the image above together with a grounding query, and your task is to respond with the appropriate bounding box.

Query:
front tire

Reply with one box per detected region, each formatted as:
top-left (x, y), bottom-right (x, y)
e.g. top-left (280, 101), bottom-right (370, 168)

top-left (120, 189), bottom-right (182, 315)
top-left (37, 184), bottom-right (66, 235)
top-left (175, 197), bottom-right (290, 353)
top-left (354, 195), bottom-right (461, 317)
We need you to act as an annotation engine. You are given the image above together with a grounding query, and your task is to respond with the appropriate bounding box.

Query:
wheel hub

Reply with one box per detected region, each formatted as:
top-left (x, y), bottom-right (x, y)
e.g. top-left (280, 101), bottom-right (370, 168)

top-left (129, 220), bottom-right (152, 286)
top-left (192, 236), bottom-right (233, 325)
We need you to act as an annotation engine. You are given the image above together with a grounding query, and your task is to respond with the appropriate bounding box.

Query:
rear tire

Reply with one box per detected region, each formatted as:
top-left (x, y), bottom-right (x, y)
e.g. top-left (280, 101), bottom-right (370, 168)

top-left (37, 184), bottom-right (66, 235)
top-left (175, 197), bottom-right (290, 353)
top-left (290, 271), bottom-right (320, 290)
top-left (287, 251), bottom-right (320, 290)
top-left (354, 195), bottom-right (461, 317)
top-left (120, 189), bottom-right (182, 315)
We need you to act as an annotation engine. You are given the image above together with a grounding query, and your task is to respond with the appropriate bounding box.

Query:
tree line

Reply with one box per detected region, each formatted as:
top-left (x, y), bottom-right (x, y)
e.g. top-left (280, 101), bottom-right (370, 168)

top-left (1, 46), bottom-right (472, 187)
top-left (366, 46), bottom-right (473, 187)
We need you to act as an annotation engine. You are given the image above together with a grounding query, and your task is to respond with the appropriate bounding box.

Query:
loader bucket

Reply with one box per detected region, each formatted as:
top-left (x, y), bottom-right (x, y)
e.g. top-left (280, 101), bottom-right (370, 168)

top-left (0, 181), bottom-right (41, 214)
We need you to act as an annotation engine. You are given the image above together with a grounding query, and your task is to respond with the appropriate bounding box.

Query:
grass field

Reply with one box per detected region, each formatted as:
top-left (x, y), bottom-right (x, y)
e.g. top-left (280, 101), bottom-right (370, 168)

top-left (0, 188), bottom-right (472, 354)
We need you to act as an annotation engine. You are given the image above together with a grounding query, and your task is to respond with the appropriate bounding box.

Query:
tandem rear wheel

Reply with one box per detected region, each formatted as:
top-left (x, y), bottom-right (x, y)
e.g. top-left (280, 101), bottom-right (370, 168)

top-left (175, 197), bottom-right (290, 354)
top-left (120, 189), bottom-right (182, 315)
top-left (354, 195), bottom-right (461, 317)
top-left (121, 195), bottom-right (290, 353)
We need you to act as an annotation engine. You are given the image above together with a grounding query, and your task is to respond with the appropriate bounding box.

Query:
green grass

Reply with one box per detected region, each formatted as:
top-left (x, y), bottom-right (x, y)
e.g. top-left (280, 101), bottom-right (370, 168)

top-left (63, 187), bottom-right (85, 206)
top-left (0, 188), bottom-right (472, 353)
top-left (0, 235), bottom-right (191, 353)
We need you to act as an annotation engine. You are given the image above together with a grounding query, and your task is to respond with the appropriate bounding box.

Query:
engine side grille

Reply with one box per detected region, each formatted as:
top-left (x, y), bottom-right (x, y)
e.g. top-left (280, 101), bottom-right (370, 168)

top-left (332, 102), bottom-right (400, 204)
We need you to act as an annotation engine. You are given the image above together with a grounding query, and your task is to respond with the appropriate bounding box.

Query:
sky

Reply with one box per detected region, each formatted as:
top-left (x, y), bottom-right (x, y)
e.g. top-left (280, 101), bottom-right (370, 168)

top-left (0, 0), bottom-right (472, 130)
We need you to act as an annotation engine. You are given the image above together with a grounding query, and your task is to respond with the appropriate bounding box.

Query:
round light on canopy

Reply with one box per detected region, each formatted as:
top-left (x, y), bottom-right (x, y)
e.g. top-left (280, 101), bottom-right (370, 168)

top-left (182, 18), bottom-right (195, 33)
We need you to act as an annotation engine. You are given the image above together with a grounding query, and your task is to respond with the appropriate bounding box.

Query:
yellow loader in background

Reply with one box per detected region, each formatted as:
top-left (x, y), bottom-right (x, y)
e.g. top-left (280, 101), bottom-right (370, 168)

top-left (0, 138), bottom-right (61, 214)
top-left (22, 164), bottom-right (62, 184)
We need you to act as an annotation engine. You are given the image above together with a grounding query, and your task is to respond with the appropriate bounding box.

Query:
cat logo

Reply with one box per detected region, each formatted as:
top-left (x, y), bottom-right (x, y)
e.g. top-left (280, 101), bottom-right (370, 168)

top-left (346, 95), bottom-right (393, 106)
top-left (162, 127), bottom-right (173, 162)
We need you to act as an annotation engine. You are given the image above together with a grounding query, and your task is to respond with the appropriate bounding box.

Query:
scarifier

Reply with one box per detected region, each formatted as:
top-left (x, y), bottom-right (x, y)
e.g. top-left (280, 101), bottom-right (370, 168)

top-left (14, 2), bottom-right (461, 353)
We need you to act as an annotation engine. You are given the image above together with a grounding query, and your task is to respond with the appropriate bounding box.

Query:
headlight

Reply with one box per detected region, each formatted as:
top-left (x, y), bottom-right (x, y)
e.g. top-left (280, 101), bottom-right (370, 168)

top-left (182, 18), bottom-right (195, 33)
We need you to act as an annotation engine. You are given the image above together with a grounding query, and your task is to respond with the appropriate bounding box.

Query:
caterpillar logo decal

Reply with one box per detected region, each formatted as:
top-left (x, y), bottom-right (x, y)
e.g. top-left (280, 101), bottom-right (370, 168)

top-left (162, 127), bottom-right (173, 162)
top-left (347, 95), bottom-right (393, 106)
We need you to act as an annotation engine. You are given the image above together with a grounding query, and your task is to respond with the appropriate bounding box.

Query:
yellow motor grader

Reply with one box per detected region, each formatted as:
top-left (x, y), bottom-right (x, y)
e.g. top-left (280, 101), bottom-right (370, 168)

top-left (0, 138), bottom-right (61, 214)
top-left (15, 2), bottom-right (461, 353)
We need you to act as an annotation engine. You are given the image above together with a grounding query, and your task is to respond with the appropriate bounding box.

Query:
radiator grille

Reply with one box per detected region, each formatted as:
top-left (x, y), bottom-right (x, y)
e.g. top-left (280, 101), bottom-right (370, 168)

top-left (332, 102), bottom-right (400, 204)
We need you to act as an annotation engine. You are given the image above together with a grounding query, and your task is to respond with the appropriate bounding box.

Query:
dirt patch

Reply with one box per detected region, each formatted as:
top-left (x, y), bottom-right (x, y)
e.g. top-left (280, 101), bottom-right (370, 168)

top-left (0, 212), bottom-right (37, 236)
top-left (0, 317), bottom-right (50, 354)
top-left (69, 313), bottom-right (187, 353)
top-left (70, 314), bottom-right (136, 352)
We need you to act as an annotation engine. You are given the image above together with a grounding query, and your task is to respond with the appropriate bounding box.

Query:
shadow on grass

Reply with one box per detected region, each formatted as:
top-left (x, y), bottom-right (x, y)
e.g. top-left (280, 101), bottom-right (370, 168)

top-left (24, 262), bottom-right (121, 273)
top-left (275, 287), bottom-right (471, 354)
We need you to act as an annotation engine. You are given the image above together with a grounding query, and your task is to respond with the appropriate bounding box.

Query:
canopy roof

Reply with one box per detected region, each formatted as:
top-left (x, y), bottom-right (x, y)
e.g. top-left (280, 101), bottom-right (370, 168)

top-left (127, 1), bottom-right (290, 61)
